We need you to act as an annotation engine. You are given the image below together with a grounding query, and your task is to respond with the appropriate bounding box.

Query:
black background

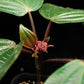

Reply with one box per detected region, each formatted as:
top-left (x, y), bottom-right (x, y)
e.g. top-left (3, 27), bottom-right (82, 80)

top-left (0, 0), bottom-right (84, 83)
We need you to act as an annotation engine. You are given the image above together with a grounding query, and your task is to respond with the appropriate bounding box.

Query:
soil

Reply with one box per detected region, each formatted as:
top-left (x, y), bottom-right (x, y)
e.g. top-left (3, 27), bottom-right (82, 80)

top-left (10, 73), bottom-right (46, 84)
top-left (19, 81), bottom-right (43, 84)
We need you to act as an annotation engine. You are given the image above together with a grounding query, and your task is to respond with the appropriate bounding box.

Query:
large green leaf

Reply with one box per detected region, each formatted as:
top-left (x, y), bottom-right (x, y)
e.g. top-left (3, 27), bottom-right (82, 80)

top-left (39, 3), bottom-right (84, 24)
top-left (44, 60), bottom-right (84, 84)
top-left (0, 39), bottom-right (23, 79)
top-left (0, 0), bottom-right (44, 16)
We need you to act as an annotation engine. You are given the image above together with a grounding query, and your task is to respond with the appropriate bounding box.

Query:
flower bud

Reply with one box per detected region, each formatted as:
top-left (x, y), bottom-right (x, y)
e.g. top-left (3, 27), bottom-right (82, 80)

top-left (19, 24), bottom-right (37, 49)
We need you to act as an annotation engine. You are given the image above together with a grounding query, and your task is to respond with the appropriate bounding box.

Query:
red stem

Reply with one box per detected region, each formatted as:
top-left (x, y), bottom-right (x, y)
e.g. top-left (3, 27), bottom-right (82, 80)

top-left (35, 57), bottom-right (41, 84)
top-left (43, 58), bottom-right (78, 64)
top-left (44, 21), bottom-right (52, 40)
top-left (21, 48), bottom-right (33, 54)
top-left (28, 11), bottom-right (36, 34)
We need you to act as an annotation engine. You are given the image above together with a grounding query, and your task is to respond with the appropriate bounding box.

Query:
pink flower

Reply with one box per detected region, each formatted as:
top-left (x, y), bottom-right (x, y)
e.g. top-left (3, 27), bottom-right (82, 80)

top-left (36, 41), bottom-right (48, 52)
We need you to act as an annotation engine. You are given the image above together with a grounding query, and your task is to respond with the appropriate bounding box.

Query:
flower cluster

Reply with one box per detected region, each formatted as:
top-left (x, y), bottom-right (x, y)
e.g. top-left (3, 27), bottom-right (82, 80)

top-left (19, 24), bottom-right (53, 57)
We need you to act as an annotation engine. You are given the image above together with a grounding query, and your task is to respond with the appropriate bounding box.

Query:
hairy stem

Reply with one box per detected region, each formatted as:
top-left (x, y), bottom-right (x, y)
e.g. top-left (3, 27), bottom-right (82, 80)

top-left (28, 11), bottom-right (36, 34)
top-left (35, 57), bottom-right (41, 84)
top-left (43, 58), bottom-right (78, 64)
top-left (21, 48), bottom-right (33, 54)
top-left (44, 21), bottom-right (52, 40)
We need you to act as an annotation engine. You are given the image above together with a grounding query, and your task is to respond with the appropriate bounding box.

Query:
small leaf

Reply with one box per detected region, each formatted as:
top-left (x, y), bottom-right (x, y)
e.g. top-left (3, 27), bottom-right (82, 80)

top-left (44, 60), bottom-right (84, 84)
top-left (39, 3), bottom-right (84, 24)
top-left (0, 39), bottom-right (23, 79)
top-left (32, 51), bottom-right (38, 58)
top-left (0, 0), bottom-right (44, 16)
top-left (43, 36), bottom-right (50, 42)
top-left (19, 24), bottom-right (37, 49)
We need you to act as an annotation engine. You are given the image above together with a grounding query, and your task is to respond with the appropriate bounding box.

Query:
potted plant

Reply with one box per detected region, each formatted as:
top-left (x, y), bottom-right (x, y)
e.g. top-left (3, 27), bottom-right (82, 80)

top-left (0, 0), bottom-right (84, 84)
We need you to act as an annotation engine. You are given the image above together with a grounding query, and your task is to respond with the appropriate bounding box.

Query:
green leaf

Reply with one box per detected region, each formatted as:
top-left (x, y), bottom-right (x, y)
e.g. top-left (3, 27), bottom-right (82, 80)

top-left (0, 0), bottom-right (44, 16)
top-left (43, 36), bottom-right (50, 42)
top-left (0, 39), bottom-right (23, 79)
top-left (44, 60), bottom-right (84, 84)
top-left (39, 3), bottom-right (84, 24)
top-left (19, 24), bottom-right (37, 49)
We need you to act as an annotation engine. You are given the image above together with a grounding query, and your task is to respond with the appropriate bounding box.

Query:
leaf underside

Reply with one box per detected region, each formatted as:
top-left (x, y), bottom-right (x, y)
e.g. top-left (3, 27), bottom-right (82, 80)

top-left (0, 39), bottom-right (23, 79)
top-left (39, 3), bottom-right (84, 24)
top-left (44, 60), bottom-right (84, 84)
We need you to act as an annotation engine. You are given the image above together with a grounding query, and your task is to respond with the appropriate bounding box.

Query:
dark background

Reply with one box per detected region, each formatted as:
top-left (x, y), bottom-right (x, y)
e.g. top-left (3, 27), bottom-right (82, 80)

top-left (0, 0), bottom-right (84, 83)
